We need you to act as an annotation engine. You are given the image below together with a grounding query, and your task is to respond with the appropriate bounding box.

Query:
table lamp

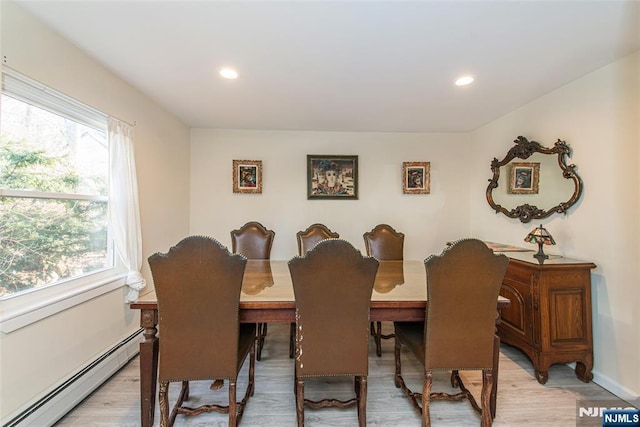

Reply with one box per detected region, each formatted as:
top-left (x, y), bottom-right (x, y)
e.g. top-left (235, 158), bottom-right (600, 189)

top-left (524, 224), bottom-right (556, 261)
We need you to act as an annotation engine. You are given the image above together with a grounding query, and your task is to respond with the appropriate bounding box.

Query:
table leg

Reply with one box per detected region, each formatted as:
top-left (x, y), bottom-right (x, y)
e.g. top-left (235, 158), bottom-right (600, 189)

top-left (139, 308), bottom-right (159, 427)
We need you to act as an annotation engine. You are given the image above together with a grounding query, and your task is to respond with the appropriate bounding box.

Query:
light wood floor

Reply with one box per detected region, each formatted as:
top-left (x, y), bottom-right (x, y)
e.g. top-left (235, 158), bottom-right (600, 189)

top-left (56, 323), bottom-right (621, 426)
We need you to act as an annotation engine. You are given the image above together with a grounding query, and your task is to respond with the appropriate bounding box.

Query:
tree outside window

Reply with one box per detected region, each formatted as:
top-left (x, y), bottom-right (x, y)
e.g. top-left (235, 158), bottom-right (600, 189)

top-left (0, 94), bottom-right (111, 297)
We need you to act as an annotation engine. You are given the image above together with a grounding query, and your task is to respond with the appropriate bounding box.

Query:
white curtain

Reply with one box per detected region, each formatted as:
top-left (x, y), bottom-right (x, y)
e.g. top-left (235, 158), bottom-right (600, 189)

top-left (108, 118), bottom-right (146, 302)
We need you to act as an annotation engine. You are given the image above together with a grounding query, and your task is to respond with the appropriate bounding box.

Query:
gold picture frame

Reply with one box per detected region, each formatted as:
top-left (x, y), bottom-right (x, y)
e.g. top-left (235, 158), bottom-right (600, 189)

top-left (509, 162), bottom-right (540, 194)
top-left (233, 160), bottom-right (262, 194)
top-left (402, 162), bottom-right (430, 194)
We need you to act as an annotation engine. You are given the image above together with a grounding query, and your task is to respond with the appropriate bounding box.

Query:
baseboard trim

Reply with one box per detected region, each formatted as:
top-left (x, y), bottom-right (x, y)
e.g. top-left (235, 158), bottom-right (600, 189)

top-left (592, 370), bottom-right (640, 401)
top-left (566, 362), bottom-right (640, 401)
top-left (3, 329), bottom-right (142, 427)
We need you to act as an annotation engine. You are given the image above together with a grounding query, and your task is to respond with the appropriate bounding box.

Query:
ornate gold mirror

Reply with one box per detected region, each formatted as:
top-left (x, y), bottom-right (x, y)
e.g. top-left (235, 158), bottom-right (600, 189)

top-left (486, 136), bottom-right (583, 223)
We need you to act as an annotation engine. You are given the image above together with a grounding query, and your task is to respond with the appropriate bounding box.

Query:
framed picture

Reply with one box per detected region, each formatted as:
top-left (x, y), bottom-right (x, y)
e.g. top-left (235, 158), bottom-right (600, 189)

top-left (402, 162), bottom-right (430, 194)
top-left (233, 160), bottom-right (262, 194)
top-left (307, 155), bottom-right (358, 199)
top-left (509, 162), bottom-right (540, 194)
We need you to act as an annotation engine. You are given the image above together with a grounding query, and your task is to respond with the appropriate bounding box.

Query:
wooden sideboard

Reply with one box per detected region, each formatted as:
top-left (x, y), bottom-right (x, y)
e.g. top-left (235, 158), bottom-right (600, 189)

top-left (497, 251), bottom-right (596, 384)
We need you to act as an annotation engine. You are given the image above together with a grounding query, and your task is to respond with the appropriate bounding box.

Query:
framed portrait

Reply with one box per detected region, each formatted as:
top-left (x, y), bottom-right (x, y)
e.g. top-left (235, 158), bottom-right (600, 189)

top-left (307, 155), bottom-right (358, 200)
top-left (509, 162), bottom-right (540, 194)
top-left (402, 162), bottom-right (430, 194)
top-left (233, 159), bottom-right (262, 194)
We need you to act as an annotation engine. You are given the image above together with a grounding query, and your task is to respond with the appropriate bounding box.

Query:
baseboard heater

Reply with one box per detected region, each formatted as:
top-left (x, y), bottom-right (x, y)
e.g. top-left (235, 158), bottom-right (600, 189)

top-left (3, 328), bottom-right (143, 427)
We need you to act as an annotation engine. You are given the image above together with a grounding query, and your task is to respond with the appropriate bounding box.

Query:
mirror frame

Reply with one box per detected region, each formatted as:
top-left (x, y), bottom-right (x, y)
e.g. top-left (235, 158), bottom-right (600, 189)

top-left (486, 136), bottom-right (583, 223)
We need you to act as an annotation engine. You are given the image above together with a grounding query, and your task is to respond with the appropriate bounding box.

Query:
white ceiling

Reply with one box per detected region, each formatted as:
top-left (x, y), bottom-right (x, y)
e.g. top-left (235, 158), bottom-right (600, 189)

top-left (14, 0), bottom-right (640, 133)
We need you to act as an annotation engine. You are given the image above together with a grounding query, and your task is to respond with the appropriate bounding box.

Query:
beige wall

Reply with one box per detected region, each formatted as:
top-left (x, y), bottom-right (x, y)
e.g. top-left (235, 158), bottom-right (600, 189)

top-left (189, 129), bottom-right (471, 260)
top-left (469, 51), bottom-right (640, 398)
top-left (0, 1), bottom-right (191, 419)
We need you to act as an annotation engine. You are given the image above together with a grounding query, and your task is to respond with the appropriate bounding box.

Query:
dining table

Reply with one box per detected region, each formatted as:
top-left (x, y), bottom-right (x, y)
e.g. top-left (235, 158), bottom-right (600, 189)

top-left (129, 259), bottom-right (510, 427)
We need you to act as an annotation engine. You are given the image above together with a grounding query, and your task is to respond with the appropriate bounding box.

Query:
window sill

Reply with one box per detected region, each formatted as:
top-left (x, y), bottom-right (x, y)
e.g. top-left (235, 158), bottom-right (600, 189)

top-left (0, 272), bottom-right (127, 334)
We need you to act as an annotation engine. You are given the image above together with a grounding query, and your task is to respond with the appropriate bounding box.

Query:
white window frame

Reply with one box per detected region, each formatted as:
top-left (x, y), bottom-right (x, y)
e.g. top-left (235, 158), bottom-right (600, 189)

top-left (0, 67), bottom-right (126, 333)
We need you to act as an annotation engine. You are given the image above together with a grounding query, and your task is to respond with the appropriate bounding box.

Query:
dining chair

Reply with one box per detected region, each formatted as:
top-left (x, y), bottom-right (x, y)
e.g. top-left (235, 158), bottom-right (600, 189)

top-left (288, 223), bottom-right (340, 357)
top-left (288, 239), bottom-right (379, 427)
top-left (231, 221), bottom-right (275, 361)
top-left (393, 238), bottom-right (508, 426)
top-left (148, 236), bottom-right (256, 427)
top-left (231, 221), bottom-right (275, 260)
top-left (363, 224), bottom-right (405, 356)
top-left (296, 223), bottom-right (340, 256)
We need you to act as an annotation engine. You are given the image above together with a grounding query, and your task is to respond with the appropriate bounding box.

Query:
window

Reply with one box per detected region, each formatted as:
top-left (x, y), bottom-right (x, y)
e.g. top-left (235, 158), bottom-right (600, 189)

top-left (0, 69), bottom-right (114, 299)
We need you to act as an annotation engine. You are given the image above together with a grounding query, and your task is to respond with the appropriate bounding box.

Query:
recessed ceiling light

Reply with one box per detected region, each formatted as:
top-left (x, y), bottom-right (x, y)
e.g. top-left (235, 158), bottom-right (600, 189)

top-left (219, 68), bottom-right (238, 79)
top-left (455, 75), bottom-right (474, 86)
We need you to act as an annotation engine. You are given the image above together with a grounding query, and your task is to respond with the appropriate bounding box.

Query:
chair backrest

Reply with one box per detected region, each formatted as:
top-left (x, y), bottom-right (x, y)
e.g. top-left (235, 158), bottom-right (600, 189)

top-left (424, 239), bottom-right (508, 370)
top-left (296, 223), bottom-right (339, 255)
top-left (148, 235), bottom-right (247, 382)
top-left (363, 224), bottom-right (405, 260)
top-left (231, 221), bottom-right (275, 259)
top-left (288, 239), bottom-right (378, 377)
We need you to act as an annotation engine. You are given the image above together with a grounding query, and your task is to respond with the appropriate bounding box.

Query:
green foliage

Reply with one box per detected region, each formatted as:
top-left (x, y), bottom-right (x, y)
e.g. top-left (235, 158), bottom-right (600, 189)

top-left (0, 139), bottom-right (80, 192)
top-left (0, 141), bottom-right (108, 296)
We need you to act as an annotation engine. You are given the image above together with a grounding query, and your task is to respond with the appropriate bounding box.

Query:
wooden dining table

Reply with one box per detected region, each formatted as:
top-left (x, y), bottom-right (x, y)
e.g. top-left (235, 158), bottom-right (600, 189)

top-left (129, 259), bottom-right (510, 427)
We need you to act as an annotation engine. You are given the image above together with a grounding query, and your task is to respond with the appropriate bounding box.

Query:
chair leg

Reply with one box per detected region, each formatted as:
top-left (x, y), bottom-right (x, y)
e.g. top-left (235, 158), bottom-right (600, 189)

top-left (450, 369), bottom-right (459, 387)
top-left (370, 321), bottom-right (382, 357)
top-left (210, 379), bottom-right (224, 390)
top-left (422, 371), bottom-right (433, 427)
top-left (229, 379), bottom-right (237, 427)
top-left (481, 370), bottom-right (494, 427)
top-left (182, 380), bottom-right (189, 401)
top-left (256, 323), bottom-right (266, 361)
top-left (249, 340), bottom-right (256, 397)
top-left (372, 321), bottom-right (396, 356)
top-left (159, 381), bottom-right (170, 427)
top-left (358, 375), bottom-right (367, 427)
top-left (164, 381), bottom-right (188, 426)
top-left (355, 376), bottom-right (361, 413)
top-left (289, 323), bottom-right (295, 359)
top-left (394, 335), bottom-right (402, 388)
top-left (491, 332), bottom-right (500, 419)
top-left (295, 377), bottom-right (305, 427)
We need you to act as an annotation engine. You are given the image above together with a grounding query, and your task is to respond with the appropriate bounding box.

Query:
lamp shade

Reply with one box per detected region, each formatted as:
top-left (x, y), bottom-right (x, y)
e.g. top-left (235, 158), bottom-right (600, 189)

top-left (524, 224), bottom-right (555, 260)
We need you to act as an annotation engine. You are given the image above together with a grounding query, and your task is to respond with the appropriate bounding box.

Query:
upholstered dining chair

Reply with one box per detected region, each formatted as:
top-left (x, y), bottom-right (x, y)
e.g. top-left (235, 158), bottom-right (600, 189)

top-left (296, 223), bottom-right (340, 256)
top-left (394, 238), bottom-right (508, 427)
top-left (148, 236), bottom-right (256, 427)
top-left (288, 223), bottom-right (340, 357)
top-left (231, 221), bottom-right (275, 361)
top-left (231, 221), bottom-right (275, 260)
top-left (363, 224), bottom-right (405, 356)
top-left (288, 239), bottom-right (379, 427)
